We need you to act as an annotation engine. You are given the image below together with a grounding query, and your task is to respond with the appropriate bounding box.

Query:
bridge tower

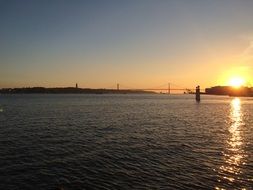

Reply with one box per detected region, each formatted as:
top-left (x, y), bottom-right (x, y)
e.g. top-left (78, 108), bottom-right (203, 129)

top-left (168, 83), bottom-right (170, 94)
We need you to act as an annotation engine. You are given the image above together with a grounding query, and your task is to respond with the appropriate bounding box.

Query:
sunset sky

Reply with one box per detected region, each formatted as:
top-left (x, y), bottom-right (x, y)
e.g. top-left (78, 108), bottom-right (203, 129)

top-left (1, 0), bottom-right (253, 89)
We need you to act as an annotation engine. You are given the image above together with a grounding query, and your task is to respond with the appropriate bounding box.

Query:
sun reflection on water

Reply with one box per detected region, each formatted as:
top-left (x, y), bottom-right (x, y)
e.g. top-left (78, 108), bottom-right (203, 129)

top-left (228, 98), bottom-right (244, 166)
top-left (216, 98), bottom-right (246, 189)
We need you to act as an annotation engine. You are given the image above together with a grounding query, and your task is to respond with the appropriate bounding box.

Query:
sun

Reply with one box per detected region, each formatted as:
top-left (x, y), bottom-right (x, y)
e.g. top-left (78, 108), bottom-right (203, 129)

top-left (228, 77), bottom-right (245, 88)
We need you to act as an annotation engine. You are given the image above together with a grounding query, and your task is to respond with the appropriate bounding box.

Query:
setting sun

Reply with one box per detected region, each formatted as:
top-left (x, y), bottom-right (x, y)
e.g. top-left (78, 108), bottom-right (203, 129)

top-left (228, 77), bottom-right (245, 88)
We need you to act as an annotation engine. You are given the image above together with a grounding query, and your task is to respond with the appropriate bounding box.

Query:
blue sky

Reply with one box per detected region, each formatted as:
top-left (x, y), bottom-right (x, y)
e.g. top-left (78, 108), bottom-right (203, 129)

top-left (1, 0), bottom-right (253, 88)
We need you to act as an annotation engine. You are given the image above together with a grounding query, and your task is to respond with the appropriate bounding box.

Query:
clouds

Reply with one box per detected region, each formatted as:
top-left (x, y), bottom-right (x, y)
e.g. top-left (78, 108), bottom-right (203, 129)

top-left (241, 40), bottom-right (253, 62)
top-left (240, 40), bottom-right (253, 85)
top-left (237, 34), bottom-right (253, 67)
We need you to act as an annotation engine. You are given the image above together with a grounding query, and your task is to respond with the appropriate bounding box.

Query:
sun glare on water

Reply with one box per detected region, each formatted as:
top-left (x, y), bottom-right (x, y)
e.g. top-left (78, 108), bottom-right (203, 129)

top-left (228, 77), bottom-right (245, 88)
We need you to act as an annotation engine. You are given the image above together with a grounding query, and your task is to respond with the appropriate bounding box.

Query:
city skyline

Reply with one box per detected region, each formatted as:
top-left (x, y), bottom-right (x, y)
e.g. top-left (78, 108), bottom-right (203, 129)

top-left (1, 0), bottom-right (253, 89)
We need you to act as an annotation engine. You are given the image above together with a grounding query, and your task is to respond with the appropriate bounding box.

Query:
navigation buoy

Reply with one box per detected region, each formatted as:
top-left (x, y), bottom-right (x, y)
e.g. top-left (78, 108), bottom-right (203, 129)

top-left (196, 86), bottom-right (200, 102)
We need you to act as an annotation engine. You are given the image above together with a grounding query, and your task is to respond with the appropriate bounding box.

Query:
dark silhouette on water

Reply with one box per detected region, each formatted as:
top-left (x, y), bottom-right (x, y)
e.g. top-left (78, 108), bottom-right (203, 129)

top-left (196, 85), bottom-right (200, 102)
top-left (0, 87), bottom-right (155, 94)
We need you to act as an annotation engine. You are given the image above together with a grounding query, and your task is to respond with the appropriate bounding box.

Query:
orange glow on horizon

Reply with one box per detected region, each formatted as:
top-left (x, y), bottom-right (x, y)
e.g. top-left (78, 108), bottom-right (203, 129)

top-left (218, 66), bottom-right (252, 88)
top-left (228, 77), bottom-right (245, 88)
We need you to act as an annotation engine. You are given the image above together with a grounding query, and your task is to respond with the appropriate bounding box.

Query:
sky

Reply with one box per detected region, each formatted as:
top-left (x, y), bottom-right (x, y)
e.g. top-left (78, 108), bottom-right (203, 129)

top-left (1, 0), bottom-right (253, 89)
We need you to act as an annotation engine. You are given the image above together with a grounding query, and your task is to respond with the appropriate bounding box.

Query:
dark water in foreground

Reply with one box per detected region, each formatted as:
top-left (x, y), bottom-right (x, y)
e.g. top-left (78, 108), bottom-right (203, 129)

top-left (0, 94), bottom-right (252, 190)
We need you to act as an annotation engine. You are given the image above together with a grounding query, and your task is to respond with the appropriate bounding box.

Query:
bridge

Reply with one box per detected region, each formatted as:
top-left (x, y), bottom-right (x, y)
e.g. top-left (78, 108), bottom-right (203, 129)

top-left (103, 83), bottom-right (204, 94)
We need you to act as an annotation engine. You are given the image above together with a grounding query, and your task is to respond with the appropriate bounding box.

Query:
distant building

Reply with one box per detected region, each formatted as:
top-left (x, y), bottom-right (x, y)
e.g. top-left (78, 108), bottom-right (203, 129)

top-left (76, 83), bottom-right (78, 88)
top-left (205, 86), bottom-right (253, 96)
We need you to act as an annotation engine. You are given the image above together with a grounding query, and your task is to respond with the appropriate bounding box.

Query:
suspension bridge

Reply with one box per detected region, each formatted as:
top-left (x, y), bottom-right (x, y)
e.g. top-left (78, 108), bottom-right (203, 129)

top-left (101, 83), bottom-right (204, 94)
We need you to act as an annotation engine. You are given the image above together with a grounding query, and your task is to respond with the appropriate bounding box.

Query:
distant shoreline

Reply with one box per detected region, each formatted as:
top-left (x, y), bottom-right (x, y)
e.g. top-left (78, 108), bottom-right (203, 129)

top-left (0, 87), bottom-right (156, 94)
top-left (205, 86), bottom-right (253, 97)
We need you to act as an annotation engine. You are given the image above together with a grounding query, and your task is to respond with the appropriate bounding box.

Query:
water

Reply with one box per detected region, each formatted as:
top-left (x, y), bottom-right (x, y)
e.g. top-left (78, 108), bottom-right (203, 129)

top-left (0, 94), bottom-right (252, 190)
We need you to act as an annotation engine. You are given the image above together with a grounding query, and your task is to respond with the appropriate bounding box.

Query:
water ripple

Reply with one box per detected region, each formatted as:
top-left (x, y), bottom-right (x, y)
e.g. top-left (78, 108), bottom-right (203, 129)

top-left (0, 94), bottom-right (252, 189)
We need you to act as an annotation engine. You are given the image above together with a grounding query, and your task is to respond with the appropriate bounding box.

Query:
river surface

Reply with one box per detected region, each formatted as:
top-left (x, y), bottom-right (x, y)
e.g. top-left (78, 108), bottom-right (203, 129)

top-left (0, 94), bottom-right (252, 190)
